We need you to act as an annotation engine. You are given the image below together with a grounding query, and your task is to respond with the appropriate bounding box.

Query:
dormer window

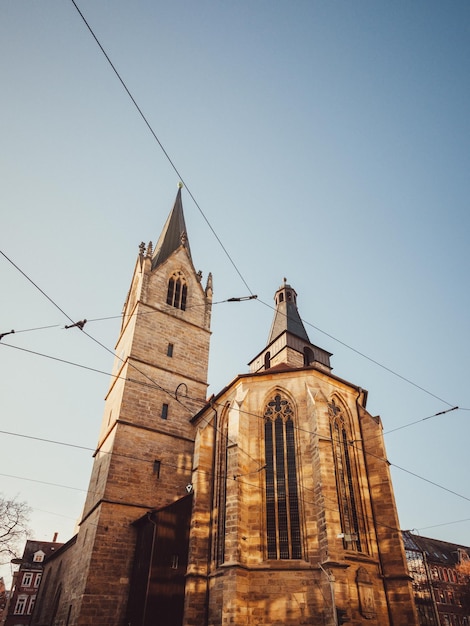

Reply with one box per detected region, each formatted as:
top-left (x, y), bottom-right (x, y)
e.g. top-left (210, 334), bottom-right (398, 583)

top-left (33, 550), bottom-right (45, 563)
top-left (166, 271), bottom-right (187, 310)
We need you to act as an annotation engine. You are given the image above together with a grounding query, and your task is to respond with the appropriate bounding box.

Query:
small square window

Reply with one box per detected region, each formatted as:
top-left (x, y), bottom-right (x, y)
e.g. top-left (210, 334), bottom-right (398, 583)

top-left (161, 403), bottom-right (169, 420)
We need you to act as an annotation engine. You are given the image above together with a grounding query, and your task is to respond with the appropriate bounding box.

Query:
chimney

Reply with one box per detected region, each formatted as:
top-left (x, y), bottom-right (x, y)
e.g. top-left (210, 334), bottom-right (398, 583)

top-left (52, 532), bottom-right (58, 542)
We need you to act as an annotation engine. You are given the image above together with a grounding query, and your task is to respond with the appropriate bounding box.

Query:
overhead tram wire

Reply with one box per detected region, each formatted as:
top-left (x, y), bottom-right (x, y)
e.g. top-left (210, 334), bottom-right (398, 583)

top-left (45, 2), bottom-right (465, 414)
top-left (0, 332), bottom-right (470, 501)
top-left (3, 296), bottom-right (466, 416)
top-left (0, 297), bottom-right (255, 335)
top-left (70, 0), bottom-right (253, 297)
top-left (2, 371), bottom-right (469, 511)
top-left (0, 251), bottom-right (263, 472)
top-left (0, 249), bottom-right (196, 412)
top-left (3, 316), bottom-right (468, 532)
top-left (2, 425), bottom-right (457, 541)
top-left (255, 295), bottom-right (458, 409)
top-left (3, 0), bottom-right (467, 520)
top-left (0, 250), bottom-right (77, 327)
top-left (1, 267), bottom-right (463, 416)
top-left (2, 0), bottom-right (462, 414)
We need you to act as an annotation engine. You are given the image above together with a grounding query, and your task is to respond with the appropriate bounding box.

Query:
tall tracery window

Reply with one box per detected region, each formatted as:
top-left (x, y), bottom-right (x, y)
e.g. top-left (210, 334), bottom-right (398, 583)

top-left (166, 271), bottom-right (187, 310)
top-left (215, 405), bottom-right (229, 566)
top-left (264, 393), bottom-right (302, 559)
top-left (329, 398), bottom-right (363, 552)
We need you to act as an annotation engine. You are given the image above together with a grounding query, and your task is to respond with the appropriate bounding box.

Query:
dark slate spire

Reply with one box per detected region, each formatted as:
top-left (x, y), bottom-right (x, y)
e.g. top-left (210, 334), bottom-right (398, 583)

top-left (248, 278), bottom-right (332, 373)
top-left (151, 185), bottom-right (191, 270)
top-left (267, 279), bottom-right (310, 344)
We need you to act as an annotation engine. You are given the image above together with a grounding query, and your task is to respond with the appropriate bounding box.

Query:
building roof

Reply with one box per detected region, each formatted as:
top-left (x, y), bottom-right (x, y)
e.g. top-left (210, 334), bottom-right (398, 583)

top-left (151, 186), bottom-right (191, 270)
top-left (403, 531), bottom-right (470, 565)
top-left (192, 363), bottom-right (369, 424)
top-left (20, 540), bottom-right (63, 565)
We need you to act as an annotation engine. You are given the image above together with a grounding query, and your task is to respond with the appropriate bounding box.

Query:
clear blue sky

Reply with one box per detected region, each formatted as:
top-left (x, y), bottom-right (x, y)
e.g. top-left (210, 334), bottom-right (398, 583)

top-left (1, 1), bottom-right (469, 585)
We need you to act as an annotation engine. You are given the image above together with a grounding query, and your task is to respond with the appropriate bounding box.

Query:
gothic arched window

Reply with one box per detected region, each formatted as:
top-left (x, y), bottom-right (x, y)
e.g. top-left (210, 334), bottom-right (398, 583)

top-left (166, 271), bottom-right (187, 310)
top-left (329, 398), bottom-right (364, 552)
top-left (264, 393), bottom-right (302, 560)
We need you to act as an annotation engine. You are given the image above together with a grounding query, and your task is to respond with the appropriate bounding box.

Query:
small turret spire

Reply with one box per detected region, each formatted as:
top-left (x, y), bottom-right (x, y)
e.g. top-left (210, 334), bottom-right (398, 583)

top-left (267, 280), bottom-right (310, 344)
top-left (248, 279), bottom-right (332, 374)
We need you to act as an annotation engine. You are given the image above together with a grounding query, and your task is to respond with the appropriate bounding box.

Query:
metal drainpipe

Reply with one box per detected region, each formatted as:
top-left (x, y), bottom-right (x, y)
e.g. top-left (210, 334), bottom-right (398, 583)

top-left (318, 562), bottom-right (338, 626)
top-left (204, 403), bottom-right (218, 626)
top-left (422, 550), bottom-right (440, 625)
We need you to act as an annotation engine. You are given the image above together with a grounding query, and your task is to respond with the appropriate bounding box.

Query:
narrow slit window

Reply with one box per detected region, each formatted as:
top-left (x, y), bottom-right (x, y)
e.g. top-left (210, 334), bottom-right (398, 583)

top-left (153, 460), bottom-right (161, 478)
top-left (167, 343), bottom-right (174, 357)
top-left (161, 403), bottom-right (169, 420)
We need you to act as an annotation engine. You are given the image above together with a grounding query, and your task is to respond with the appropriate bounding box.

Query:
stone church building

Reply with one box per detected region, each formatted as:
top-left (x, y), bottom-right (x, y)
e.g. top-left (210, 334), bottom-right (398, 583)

top-left (32, 189), bottom-right (418, 626)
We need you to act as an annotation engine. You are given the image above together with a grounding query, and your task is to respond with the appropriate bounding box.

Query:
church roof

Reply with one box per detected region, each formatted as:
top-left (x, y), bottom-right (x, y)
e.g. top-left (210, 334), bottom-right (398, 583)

top-left (267, 280), bottom-right (310, 344)
top-left (151, 186), bottom-right (191, 270)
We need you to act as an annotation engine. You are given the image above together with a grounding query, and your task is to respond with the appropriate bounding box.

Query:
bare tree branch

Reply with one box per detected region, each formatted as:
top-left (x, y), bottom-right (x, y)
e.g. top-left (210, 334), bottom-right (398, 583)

top-left (0, 494), bottom-right (31, 564)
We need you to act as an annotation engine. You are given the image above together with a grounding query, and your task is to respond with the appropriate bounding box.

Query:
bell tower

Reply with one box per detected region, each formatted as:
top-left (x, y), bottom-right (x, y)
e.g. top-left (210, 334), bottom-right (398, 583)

top-left (72, 187), bottom-right (212, 626)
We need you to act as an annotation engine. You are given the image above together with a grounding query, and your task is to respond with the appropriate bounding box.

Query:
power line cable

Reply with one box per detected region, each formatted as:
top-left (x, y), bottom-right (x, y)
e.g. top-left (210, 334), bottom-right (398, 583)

top-left (379, 406), bottom-right (459, 439)
top-left (69, 0), bottom-right (253, 296)
top-left (2, 252), bottom-right (469, 508)
top-left (0, 250), bottom-right (76, 327)
top-left (256, 295), bottom-right (457, 409)
top-left (2, 382), bottom-right (469, 509)
top-left (3, 334), bottom-right (468, 507)
top-left (2, 1), bottom-right (465, 550)
top-left (0, 249), bottom-right (199, 412)
top-left (0, 297), bottom-right (254, 336)
top-left (3, 330), bottom-right (469, 505)
top-left (417, 518), bottom-right (470, 532)
top-left (3, 240), bottom-right (463, 414)
top-left (2, 284), bottom-right (465, 417)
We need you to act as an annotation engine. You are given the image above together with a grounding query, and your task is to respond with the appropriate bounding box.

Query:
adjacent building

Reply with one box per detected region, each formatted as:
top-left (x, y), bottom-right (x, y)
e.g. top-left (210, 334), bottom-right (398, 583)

top-left (4, 539), bottom-right (62, 626)
top-left (33, 188), bottom-right (419, 625)
top-left (403, 531), bottom-right (470, 626)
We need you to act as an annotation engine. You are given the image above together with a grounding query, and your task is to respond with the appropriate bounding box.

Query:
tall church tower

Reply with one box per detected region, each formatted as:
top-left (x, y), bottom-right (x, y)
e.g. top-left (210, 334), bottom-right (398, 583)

top-left (33, 188), bottom-right (212, 626)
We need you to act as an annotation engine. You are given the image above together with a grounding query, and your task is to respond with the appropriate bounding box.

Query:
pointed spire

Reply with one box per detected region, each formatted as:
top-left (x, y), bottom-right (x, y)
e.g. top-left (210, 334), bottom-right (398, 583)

top-left (267, 278), bottom-right (310, 344)
top-left (151, 185), bottom-right (192, 270)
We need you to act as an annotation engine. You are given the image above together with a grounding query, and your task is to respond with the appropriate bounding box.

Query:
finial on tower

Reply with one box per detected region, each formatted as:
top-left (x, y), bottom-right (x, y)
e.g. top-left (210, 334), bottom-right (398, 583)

top-left (178, 181), bottom-right (184, 189)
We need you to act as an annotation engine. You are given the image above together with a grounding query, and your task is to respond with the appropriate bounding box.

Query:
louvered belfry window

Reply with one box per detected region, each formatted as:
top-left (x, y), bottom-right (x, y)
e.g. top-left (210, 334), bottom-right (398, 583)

top-left (166, 271), bottom-right (187, 310)
top-left (264, 393), bottom-right (302, 559)
top-left (329, 398), bottom-right (363, 552)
